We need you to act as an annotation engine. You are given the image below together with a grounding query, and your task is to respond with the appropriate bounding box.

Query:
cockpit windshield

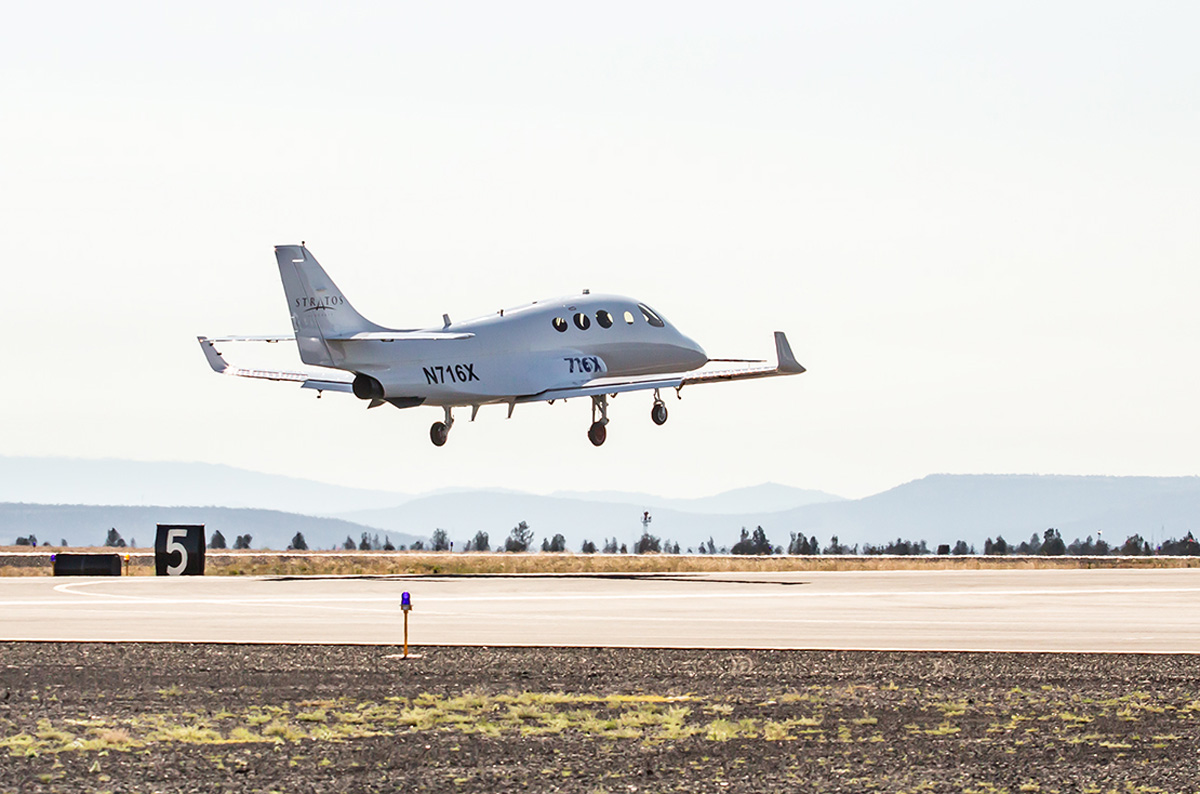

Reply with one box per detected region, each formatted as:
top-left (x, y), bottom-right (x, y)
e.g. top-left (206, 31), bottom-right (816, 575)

top-left (638, 303), bottom-right (666, 328)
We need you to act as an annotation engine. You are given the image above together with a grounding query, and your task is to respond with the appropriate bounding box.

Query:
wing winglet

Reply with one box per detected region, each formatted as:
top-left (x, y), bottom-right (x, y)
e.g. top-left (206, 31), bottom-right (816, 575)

top-left (198, 336), bottom-right (228, 373)
top-left (775, 331), bottom-right (805, 374)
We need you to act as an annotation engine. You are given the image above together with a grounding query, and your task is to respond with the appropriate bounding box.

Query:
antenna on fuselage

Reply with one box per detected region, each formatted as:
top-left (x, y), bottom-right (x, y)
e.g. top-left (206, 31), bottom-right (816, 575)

top-left (442, 314), bottom-right (451, 328)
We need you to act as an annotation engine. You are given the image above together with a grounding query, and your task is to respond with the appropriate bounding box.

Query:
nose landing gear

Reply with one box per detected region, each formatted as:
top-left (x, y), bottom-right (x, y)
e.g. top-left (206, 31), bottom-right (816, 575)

top-left (588, 394), bottom-right (610, 446)
top-left (430, 407), bottom-right (455, 447)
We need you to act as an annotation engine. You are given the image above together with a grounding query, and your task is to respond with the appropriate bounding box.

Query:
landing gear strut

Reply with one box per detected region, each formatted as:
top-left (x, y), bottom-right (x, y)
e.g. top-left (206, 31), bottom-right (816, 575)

top-left (651, 389), bottom-right (668, 426)
top-left (588, 394), bottom-right (609, 446)
top-left (430, 407), bottom-right (455, 447)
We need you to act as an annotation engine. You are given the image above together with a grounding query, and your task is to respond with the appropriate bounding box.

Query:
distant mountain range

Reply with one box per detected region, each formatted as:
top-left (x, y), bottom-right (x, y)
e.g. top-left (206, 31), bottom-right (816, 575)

top-left (2, 457), bottom-right (1199, 551)
top-left (334, 474), bottom-right (1200, 551)
top-left (0, 457), bottom-right (413, 514)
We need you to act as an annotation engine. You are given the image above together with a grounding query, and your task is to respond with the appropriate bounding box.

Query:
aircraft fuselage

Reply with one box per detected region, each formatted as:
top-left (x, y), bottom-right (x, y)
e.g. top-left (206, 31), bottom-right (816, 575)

top-left (329, 295), bottom-right (707, 406)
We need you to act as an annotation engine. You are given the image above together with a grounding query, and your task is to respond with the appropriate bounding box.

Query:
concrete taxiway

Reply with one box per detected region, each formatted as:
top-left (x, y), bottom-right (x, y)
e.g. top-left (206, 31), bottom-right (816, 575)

top-left (0, 569), bottom-right (1197, 652)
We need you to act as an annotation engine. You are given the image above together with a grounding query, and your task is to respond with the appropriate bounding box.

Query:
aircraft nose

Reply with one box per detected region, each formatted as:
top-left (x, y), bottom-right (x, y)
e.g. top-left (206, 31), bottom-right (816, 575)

top-left (679, 335), bottom-right (707, 370)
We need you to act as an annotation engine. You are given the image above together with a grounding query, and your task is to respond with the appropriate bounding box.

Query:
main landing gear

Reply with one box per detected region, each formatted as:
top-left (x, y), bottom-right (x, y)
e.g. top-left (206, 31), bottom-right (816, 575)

top-left (586, 390), bottom-right (672, 446)
top-left (430, 407), bottom-right (454, 447)
top-left (651, 389), bottom-right (668, 426)
top-left (588, 394), bottom-right (609, 446)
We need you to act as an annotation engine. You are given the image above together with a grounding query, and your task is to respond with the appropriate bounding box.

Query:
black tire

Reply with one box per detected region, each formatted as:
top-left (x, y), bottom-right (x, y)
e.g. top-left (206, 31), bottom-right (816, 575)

top-left (651, 402), bottom-right (668, 426)
top-left (430, 422), bottom-right (449, 447)
top-left (587, 422), bottom-right (607, 446)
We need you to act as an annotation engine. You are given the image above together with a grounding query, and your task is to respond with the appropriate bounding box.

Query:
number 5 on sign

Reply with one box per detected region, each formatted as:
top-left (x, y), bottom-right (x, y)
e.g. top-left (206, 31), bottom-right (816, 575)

top-left (155, 524), bottom-right (206, 576)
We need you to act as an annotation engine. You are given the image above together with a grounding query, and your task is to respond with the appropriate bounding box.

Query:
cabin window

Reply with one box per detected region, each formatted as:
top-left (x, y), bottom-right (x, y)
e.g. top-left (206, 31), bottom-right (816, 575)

top-left (552, 317), bottom-right (568, 332)
top-left (639, 303), bottom-right (666, 328)
top-left (596, 310), bottom-right (613, 329)
top-left (623, 310), bottom-right (635, 325)
top-left (573, 312), bottom-right (591, 330)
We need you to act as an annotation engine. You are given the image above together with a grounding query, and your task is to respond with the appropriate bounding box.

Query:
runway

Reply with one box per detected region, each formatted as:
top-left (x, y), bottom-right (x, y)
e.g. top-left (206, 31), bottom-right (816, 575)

top-left (1, 569), bottom-right (1197, 652)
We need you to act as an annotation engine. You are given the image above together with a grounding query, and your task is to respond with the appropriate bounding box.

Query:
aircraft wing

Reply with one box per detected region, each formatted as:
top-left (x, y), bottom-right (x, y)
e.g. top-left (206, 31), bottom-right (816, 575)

top-left (330, 331), bottom-right (475, 342)
top-left (201, 335), bottom-right (296, 343)
top-left (524, 331), bottom-right (805, 403)
top-left (197, 337), bottom-right (355, 393)
top-left (204, 332), bottom-right (474, 342)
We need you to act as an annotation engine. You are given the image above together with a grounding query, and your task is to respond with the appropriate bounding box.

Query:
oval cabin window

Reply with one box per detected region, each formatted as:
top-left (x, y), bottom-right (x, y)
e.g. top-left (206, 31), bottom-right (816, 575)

top-left (573, 312), bottom-right (591, 330)
top-left (596, 310), bottom-right (614, 328)
top-left (552, 317), bottom-right (568, 332)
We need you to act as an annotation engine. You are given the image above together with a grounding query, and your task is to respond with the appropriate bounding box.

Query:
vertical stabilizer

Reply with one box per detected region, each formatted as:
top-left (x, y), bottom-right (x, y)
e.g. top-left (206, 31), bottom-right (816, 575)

top-left (275, 245), bottom-right (385, 366)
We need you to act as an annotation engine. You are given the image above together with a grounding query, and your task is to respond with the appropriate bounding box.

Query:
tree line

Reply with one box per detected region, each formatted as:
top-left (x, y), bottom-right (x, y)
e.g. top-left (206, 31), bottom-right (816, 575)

top-left (12, 525), bottom-right (1200, 557)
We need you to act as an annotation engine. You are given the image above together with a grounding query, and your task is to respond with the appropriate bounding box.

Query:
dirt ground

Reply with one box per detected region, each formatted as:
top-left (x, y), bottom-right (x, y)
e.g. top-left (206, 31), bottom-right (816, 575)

top-left (1, 643), bottom-right (1197, 793)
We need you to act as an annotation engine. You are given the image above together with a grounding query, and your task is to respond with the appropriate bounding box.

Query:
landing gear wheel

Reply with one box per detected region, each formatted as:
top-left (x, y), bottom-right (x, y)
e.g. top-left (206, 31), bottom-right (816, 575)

top-left (430, 421), bottom-right (449, 447)
top-left (587, 422), bottom-right (607, 446)
top-left (651, 402), bottom-right (668, 426)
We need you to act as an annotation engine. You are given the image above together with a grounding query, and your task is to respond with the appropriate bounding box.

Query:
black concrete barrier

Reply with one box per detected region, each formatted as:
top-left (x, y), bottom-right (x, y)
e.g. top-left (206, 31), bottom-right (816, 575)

top-left (52, 553), bottom-right (122, 576)
top-left (155, 524), bottom-right (206, 576)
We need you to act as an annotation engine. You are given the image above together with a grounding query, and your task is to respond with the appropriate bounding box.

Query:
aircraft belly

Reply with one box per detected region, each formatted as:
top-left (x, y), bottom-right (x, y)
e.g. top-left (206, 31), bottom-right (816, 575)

top-left (336, 341), bottom-right (648, 403)
top-left (361, 351), bottom-right (605, 403)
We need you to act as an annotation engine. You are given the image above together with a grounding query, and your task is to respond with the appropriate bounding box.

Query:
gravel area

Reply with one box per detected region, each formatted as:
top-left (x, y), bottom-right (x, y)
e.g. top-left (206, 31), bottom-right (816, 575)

top-left (2, 643), bottom-right (1197, 792)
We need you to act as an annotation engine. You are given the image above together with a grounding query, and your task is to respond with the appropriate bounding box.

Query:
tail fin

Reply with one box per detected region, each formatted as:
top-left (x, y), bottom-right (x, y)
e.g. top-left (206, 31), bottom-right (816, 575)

top-left (275, 245), bottom-right (385, 366)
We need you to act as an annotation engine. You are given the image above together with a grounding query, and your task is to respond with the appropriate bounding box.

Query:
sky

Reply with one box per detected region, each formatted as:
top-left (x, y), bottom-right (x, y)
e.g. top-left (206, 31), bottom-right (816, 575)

top-left (2, 2), bottom-right (1198, 500)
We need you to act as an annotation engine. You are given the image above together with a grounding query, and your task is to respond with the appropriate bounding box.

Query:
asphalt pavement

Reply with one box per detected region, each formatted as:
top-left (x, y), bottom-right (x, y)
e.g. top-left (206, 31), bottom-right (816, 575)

top-left (1, 569), bottom-right (1196, 651)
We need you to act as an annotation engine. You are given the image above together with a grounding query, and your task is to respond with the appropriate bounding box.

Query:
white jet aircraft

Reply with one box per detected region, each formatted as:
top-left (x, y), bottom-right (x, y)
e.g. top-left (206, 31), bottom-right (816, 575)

top-left (199, 245), bottom-right (805, 446)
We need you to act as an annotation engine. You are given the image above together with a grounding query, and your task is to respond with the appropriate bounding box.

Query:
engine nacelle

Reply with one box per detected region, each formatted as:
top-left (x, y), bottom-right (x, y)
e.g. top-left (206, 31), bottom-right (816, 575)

top-left (352, 373), bottom-right (385, 400)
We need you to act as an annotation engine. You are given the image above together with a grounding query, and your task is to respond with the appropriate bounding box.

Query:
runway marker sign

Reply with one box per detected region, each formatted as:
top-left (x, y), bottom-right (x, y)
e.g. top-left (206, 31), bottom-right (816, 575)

top-left (155, 524), bottom-right (206, 576)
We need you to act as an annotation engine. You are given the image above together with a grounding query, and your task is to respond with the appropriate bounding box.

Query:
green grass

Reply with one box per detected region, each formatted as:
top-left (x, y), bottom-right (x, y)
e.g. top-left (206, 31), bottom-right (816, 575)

top-left (4, 682), bottom-right (1195, 767)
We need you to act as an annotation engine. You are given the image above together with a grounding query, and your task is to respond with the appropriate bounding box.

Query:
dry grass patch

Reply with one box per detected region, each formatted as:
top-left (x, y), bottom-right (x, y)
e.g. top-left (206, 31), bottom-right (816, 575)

top-left (7, 548), bottom-right (1200, 577)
